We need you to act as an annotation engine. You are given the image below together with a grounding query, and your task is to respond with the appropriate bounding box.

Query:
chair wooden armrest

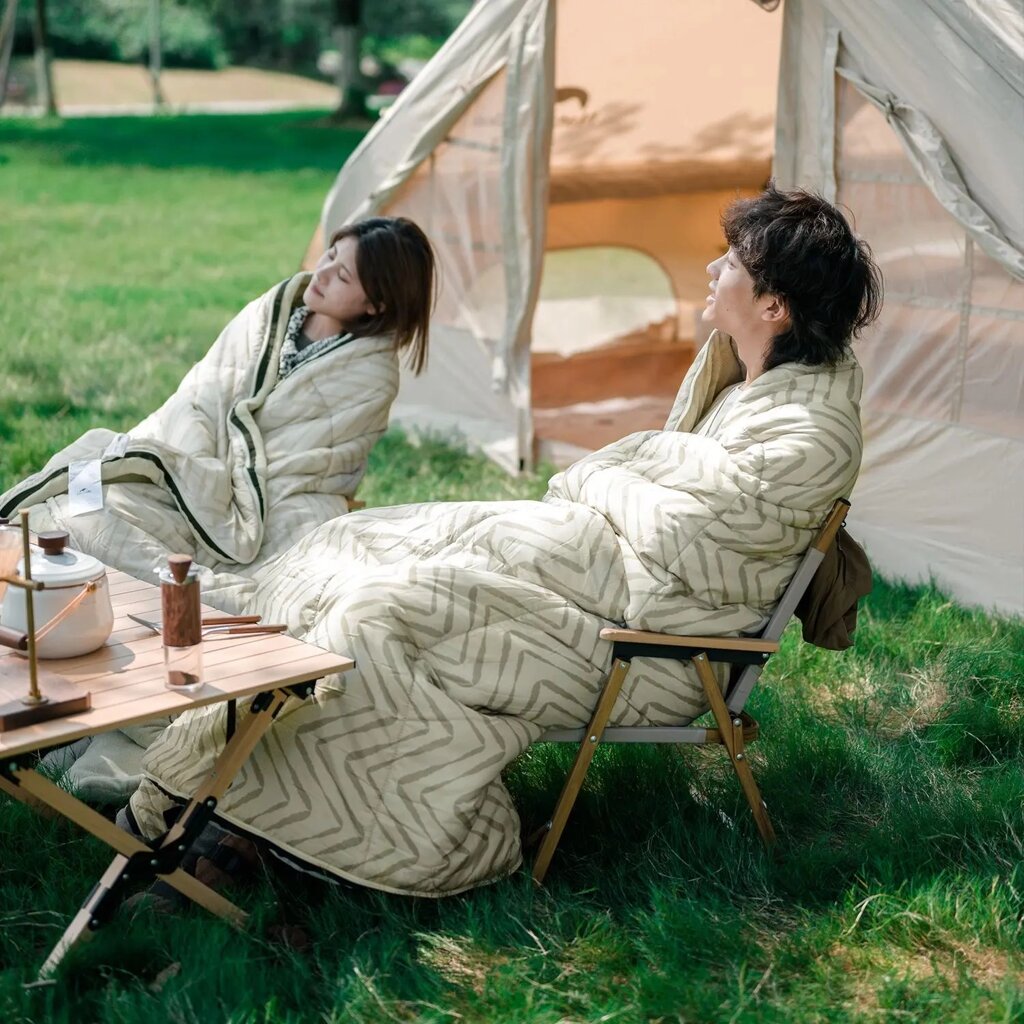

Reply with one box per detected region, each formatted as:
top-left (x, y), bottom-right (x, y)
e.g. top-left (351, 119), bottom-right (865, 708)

top-left (598, 627), bottom-right (779, 654)
top-left (348, 499), bottom-right (366, 512)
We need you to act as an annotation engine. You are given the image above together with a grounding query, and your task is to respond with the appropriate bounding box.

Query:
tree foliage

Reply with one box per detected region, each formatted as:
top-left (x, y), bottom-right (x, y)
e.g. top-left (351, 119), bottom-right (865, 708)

top-left (15, 1), bottom-right (473, 73)
top-left (15, 1), bottom-right (228, 70)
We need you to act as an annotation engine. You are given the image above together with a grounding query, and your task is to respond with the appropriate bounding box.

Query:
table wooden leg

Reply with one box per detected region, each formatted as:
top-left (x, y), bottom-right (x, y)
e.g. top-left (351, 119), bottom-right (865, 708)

top-left (5, 686), bottom-right (298, 980)
top-left (36, 847), bottom-right (252, 979)
top-left (37, 853), bottom-right (132, 979)
top-left (0, 768), bottom-right (59, 819)
top-left (6, 692), bottom-right (292, 970)
top-left (7, 768), bottom-right (248, 979)
top-left (156, 688), bottom-right (290, 852)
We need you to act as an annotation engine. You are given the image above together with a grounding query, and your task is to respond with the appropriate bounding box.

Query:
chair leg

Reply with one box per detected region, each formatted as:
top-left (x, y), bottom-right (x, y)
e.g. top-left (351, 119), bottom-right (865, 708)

top-left (691, 653), bottom-right (777, 848)
top-left (532, 658), bottom-right (631, 885)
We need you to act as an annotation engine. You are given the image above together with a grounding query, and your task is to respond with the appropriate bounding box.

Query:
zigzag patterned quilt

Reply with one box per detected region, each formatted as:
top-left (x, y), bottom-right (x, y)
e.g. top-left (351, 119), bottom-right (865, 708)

top-left (129, 331), bottom-right (863, 895)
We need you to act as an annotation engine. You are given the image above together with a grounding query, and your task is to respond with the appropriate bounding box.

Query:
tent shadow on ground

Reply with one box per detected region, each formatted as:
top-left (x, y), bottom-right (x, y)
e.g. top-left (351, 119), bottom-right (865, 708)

top-left (0, 112), bottom-right (363, 174)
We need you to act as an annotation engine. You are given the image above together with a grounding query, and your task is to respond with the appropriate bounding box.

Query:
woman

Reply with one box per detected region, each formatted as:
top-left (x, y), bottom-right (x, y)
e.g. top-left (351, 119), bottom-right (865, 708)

top-left (0, 216), bottom-right (436, 607)
top-left (1, 216), bottom-right (436, 805)
top-left (128, 184), bottom-right (882, 898)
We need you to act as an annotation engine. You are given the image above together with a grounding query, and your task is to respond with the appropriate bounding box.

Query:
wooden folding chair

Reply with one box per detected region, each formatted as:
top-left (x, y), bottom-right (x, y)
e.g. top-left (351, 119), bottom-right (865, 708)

top-left (531, 498), bottom-right (851, 884)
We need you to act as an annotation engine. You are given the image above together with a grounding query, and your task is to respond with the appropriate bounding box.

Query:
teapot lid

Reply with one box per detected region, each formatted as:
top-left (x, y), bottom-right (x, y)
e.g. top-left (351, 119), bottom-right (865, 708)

top-left (17, 531), bottom-right (105, 587)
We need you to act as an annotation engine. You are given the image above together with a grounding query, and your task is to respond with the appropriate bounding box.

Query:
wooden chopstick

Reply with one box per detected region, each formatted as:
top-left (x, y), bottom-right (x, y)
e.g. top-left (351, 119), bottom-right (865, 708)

top-left (203, 624), bottom-right (288, 637)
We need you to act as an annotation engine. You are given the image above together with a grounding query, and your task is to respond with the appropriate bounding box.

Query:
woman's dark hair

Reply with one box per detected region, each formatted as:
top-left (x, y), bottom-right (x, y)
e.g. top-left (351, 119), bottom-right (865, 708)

top-left (329, 216), bottom-right (436, 375)
top-left (721, 181), bottom-right (883, 370)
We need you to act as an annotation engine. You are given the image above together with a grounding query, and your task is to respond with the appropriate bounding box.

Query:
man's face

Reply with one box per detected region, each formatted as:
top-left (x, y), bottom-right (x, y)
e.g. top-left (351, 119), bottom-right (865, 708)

top-left (701, 248), bottom-right (765, 337)
top-left (303, 235), bottom-right (376, 327)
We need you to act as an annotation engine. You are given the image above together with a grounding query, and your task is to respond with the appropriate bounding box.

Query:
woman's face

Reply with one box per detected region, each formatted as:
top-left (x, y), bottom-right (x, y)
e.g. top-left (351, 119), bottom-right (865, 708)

top-left (304, 235), bottom-right (376, 327)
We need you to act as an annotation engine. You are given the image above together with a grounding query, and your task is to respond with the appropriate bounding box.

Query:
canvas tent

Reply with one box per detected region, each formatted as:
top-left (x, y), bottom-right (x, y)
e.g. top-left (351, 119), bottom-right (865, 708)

top-left (775, 0), bottom-right (1024, 613)
top-left (311, 0), bottom-right (1024, 615)
top-left (307, 0), bottom-right (783, 469)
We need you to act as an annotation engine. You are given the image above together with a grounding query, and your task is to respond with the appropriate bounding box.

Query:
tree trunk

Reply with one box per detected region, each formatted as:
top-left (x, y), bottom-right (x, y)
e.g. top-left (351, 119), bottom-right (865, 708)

top-left (149, 0), bottom-right (164, 108)
top-left (32, 0), bottom-right (56, 115)
top-left (0, 0), bottom-right (19, 109)
top-left (331, 0), bottom-right (364, 119)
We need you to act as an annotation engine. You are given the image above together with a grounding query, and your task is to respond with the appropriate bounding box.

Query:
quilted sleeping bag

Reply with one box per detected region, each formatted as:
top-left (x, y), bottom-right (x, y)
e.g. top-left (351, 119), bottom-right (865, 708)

top-left (0, 273), bottom-right (400, 607)
top-left (129, 330), bottom-right (863, 896)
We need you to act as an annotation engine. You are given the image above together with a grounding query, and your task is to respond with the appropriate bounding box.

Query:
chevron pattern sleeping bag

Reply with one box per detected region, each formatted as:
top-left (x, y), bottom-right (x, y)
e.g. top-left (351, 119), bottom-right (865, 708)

top-left (126, 330), bottom-right (862, 895)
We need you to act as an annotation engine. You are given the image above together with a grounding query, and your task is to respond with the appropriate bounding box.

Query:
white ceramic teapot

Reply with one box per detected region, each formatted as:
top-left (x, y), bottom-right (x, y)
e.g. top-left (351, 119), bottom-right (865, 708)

top-left (0, 530), bottom-right (114, 659)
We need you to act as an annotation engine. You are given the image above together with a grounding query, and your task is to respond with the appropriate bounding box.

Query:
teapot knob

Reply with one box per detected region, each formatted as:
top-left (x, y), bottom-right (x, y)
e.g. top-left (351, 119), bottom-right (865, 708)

top-left (38, 530), bottom-right (70, 556)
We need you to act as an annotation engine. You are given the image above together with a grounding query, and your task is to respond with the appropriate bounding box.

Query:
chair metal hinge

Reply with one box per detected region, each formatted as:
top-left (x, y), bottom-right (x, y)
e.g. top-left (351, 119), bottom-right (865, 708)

top-left (249, 691), bottom-right (276, 714)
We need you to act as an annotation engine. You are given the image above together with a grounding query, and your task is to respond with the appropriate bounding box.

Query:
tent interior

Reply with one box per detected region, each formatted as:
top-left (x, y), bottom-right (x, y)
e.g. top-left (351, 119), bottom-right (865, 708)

top-left (530, 0), bottom-right (781, 461)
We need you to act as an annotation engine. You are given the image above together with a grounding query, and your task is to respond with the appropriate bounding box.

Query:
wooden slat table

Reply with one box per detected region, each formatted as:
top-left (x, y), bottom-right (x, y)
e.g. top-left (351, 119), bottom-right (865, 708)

top-left (0, 567), bottom-right (353, 981)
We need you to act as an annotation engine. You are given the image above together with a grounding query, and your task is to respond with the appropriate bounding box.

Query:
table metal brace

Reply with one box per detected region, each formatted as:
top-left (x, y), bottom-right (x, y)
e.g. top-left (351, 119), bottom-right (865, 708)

top-left (0, 682), bottom-right (314, 981)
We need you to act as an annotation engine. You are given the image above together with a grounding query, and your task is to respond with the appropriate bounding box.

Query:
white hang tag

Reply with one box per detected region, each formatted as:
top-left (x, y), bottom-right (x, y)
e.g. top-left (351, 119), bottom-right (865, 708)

top-left (67, 460), bottom-right (104, 517)
top-left (103, 433), bottom-right (130, 459)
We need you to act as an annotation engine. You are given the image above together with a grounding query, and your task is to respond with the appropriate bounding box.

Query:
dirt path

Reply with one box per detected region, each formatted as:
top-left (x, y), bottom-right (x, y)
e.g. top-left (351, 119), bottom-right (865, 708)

top-left (3, 59), bottom-right (337, 114)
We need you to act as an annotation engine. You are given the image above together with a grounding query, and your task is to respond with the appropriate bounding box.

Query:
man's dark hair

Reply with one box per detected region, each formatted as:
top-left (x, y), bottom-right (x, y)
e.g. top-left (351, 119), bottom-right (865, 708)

top-left (722, 181), bottom-right (883, 370)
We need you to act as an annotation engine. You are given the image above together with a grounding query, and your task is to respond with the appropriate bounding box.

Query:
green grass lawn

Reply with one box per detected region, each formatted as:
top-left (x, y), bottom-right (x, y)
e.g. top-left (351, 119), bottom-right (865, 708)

top-left (1, 114), bottom-right (1022, 1023)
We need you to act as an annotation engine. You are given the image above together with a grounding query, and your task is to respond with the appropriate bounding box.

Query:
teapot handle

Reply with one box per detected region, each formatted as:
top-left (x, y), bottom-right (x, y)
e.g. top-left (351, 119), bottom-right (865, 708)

top-left (33, 581), bottom-right (98, 644)
top-left (0, 625), bottom-right (28, 651)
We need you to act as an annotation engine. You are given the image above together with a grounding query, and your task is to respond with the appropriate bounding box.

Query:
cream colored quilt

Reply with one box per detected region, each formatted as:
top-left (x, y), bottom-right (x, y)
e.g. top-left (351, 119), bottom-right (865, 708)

top-left (0, 273), bottom-right (400, 608)
top-left (3, 273), bottom-right (399, 801)
top-left (127, 331), bottom-right (862, 896)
